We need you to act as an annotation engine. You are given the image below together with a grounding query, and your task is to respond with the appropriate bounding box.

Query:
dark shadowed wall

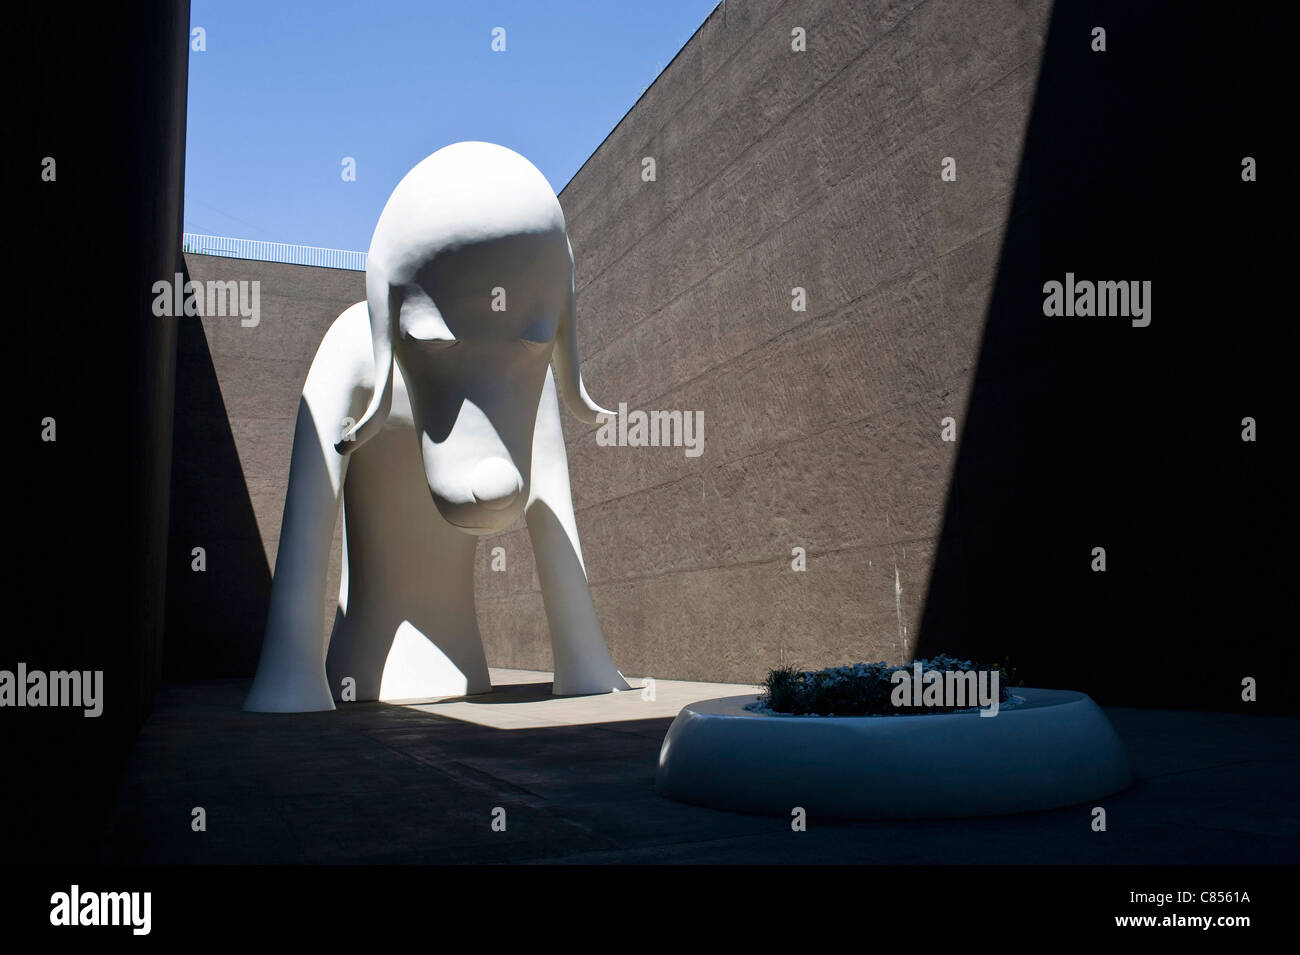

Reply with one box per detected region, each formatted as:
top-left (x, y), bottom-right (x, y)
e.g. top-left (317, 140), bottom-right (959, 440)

top-left (912, 2), bottom-right (1294, 711)
top-left (9, 0), bottom-right (191, 859)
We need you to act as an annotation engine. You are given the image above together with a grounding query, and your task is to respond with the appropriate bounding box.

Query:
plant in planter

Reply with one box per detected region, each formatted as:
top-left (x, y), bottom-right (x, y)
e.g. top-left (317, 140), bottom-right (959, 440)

top-left (656, 653), bottom-right (1132, 818)
top-left (757, 654), bottom-right (1013, 716)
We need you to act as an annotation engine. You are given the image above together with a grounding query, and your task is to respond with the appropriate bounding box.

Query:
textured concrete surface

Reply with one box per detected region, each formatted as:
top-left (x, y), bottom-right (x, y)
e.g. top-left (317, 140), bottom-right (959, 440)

top-left (99, 673), bottom-right (1300, 864)
top-left (476, 0), bottom-right (1054, 683)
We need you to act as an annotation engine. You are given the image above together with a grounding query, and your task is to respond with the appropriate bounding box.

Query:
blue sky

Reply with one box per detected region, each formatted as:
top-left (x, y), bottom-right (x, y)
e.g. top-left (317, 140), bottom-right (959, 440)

top-left (184, 0), bottom-right (720, 252)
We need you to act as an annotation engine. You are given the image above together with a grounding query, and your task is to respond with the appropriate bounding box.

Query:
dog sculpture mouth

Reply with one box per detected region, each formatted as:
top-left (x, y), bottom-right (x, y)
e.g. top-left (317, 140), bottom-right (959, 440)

top-left (441, 519), bottom-right (512, 535)
top-left (433, 496), bottom-right (525, 535)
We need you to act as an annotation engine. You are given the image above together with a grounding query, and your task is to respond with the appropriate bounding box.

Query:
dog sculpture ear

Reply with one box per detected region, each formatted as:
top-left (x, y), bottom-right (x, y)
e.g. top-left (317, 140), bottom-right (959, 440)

top-left (553, 245), bottom-right (616, 425)
top-left (335, 263), bottom-right (395, 455)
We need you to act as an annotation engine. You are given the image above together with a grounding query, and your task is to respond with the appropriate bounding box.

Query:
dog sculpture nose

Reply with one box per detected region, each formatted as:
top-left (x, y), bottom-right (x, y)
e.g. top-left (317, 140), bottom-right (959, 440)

top-left (470, 457), bottom-right (524, 510)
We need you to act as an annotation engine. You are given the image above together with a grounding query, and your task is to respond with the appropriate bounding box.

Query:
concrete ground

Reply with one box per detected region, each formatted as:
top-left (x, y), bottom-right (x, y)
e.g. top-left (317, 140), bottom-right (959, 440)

top-left (100, 670), bottom-right (1300, 864)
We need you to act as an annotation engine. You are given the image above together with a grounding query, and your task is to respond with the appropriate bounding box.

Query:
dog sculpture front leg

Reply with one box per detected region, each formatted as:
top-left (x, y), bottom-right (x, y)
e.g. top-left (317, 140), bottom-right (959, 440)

top-left (526, 368), bottom-right (630, 695)
top-left (245, 305), bottom-right (371, 712)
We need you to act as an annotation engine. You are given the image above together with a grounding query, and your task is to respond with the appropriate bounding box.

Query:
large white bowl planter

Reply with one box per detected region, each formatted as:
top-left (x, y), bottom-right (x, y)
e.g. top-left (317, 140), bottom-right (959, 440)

top-left (655, 688), bottom-right (1132, 819)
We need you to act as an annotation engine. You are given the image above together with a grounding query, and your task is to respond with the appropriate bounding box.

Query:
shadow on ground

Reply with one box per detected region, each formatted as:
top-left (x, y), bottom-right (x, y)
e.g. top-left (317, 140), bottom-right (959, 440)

top-left (457, 683), bottom-right (557, 705)
top-left (99, 679), bottom-right (1300, 865)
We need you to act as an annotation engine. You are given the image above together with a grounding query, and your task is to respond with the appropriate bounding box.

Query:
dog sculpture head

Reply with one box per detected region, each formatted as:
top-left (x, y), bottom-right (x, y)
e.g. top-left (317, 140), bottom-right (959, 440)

top-left (335, 142), bottom-right (612, 534)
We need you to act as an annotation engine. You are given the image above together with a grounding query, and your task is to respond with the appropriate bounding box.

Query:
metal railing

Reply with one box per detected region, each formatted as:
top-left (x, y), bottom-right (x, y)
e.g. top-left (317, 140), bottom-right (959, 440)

top-left (182, 233), bottom-right (367, 271)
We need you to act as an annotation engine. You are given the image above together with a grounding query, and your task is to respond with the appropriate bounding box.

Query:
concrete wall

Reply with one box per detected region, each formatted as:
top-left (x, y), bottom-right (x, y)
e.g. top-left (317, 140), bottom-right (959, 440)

top-left (167, 256), bottom-right (363, 677)
top-left (477, 0), bottom-right (1294, 711)
top-left (475, 0), bottom-right (1053, 684)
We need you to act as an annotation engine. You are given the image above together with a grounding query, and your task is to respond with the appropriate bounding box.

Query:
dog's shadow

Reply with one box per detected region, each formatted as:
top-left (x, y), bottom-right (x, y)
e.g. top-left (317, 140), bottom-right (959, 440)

top-left (458, 682), bottom-right (555, 704)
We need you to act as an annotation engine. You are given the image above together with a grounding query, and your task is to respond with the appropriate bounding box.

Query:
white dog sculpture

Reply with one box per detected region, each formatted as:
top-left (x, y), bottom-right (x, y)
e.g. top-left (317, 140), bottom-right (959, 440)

top-left (244, 142), bottom-right (629, 712)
